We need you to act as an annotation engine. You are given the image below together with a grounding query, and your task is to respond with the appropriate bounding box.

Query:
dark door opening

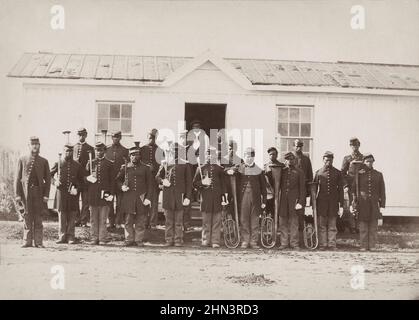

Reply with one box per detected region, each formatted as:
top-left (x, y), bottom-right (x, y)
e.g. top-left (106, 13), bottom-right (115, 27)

top-left (185, 103), bottom-right (226, 136)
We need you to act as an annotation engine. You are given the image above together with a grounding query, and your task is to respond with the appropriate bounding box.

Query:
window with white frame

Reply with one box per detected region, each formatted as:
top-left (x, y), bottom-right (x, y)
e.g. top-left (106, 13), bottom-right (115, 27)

top-left (97, 102), bottom-right (133, 134)
top-left (277, 105), bottom-right (313, 159)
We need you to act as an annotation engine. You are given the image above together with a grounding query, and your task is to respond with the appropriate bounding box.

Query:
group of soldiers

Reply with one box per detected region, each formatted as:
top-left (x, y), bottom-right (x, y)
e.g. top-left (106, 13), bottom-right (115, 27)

top-left (14, 123), bottom-right (386, 252)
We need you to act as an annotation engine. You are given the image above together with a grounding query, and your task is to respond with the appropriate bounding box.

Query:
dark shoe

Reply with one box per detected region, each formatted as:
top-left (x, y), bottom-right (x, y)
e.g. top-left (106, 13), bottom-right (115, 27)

top-left (250, 244), bottom-right (260, 249)
top-left (291, 247), bottom-right (301, 251)
top-left (360, 248), bottom-right (367, 252)
top-left (68, 239), bottom-right (76, 244)
top-left (174, 242), bottom-right (183, 247)
top-left (124, 241), bottom-right (136, 247)
top-left (163, 242), bottom-right (173, 247)
top-left (35, 244), bottom-right (45, 248)
top-left (99, 240), bottom-right (110, 245)
top-left (212, 243), bottom-right (220, 248)
top-left (329, 246), bottom-right (338, 251)
top-left (89, 240), bottom-right (99, 245)
top-left (201, 241), bottom-right (210, 247)
top-left (319, 246), bottom-right (327, 251)
top-left (136, 242), bottom-right (145, 247)
top-left (278, 245), bottom-right (288, 250)
top-left (369, 247), bottom-right (378, 252)
top-left (21, 243), bottom-right (32, 248)
top-left (56, 239), bottom-right (67, 244)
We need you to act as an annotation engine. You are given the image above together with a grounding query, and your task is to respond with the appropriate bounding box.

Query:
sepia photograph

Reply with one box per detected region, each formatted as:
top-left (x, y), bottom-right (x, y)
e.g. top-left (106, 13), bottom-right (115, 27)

top-left (0, 0), bottom-right (418, 304)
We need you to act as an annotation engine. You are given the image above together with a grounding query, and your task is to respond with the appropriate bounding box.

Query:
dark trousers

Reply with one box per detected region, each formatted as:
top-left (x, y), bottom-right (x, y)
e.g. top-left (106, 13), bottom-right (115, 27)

top-left (146, 185), bottom-right (160, 227)
top-left (76, 189), bottom-right (90, 225)
top-left (58, 210), bottom-right (76, 241)
top-left (359, 219), bottom-right (378, 250)
top-left (165, 209), bottom-right (183, 244)
top-left (240, 188), bottom-right (259, 245)
top-left (23, 186), bottom-right (43, 246)
top-left (279, 198), bottom-right (299, 248)
top-left (125, 212), bottom-right (146, 243)
top-left (319, 215), bottom-right (337, 248)
top-left (202, 211), bottom-right (222, 245)
top-left (108, 192), bottom-right (124, 226)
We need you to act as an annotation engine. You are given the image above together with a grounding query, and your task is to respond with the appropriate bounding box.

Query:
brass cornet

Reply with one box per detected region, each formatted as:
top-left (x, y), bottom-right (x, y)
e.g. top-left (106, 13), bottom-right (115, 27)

top-left (303, 182), bottom-right (319, 250)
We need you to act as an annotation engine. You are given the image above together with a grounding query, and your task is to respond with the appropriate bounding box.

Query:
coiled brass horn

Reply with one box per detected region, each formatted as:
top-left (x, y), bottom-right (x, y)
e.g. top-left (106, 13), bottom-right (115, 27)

top-left (222, 174), bottom-right (240, 248)
top-left (303, 181), bottom-right (319, 250)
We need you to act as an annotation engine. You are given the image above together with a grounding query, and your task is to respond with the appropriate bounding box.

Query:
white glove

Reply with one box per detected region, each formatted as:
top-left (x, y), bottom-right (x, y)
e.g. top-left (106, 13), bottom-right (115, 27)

top-left (121, 185), bottom-right (129, 192)
top-left (227, 169), bottom-right (234, 176)
top-left (202, 176), bottom-right (212, 186)
top-left (54, 179), bottom-right (61, 187)
top-left (349, 205), bottom-right (355, 213)
top-left (69, 187), bottom-right (78, 196)
top-left (87, 175), bottom-right (97, 183)
top-left (183, 198), bottom-right (190, 206)
top-left (105, 195), bottom-right (114, 202)
top-left (143, 199), bottom-right (151, 206)
top-left (338, 207), bottom-right (344, 217)
top-left (378, 218), bottom-right (383, 227)
top-left (305, 210), bottom-right (313, 217)
top-left (43, 196), bottom-right (49, 203)
top-left (295, 203), bottom-right (303, 210)
top-left (261, 203), bottom-right (266, 209)
top-left (162, 179), bottom-right (171, 187)
top-left (221, 196), bottom-right (229, 206)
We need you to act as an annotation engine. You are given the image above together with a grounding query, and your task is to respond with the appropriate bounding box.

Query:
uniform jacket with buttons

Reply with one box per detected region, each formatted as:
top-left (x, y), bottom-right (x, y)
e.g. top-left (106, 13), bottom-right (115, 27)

top-left (193, 163), bottom-right (227, 213)
top-left (341, 151), bottom-right (363, 187)
top-left (85, 157), bottom-right (114, 206)
top-left (140, 143), bottom-right (164, 176)
top-left (279, 165), bottom-right (305, 217)
top-left (15, 154), bottom-right (51, 205)
top-left (73, 142), bottom-right (95, 173)
top-left (105, 143), bottom-right (129, 175)
top-left (50, 159), bottom-right (84, 211)
top-left (156, 161), bottom-right (192, 211)
top-left (352, 168), bottom-right (386, 221)
top-left (314, 165), bottom-right (344, 216)
top-left (264, 160), bottom-right (285, 198)
top-left (293, 152), bottom-right (313, 196)
top-left (236, 163), bottom-right (267, 206)
top-left (116, 161), bottom-right (153, 215)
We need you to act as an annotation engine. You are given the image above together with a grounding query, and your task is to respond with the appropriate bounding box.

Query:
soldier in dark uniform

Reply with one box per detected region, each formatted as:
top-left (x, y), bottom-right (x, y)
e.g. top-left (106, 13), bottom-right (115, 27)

top-left (352, 153), bottom-right (386, 252)
top-left (264, 147), bottom-right (285, 215)
top-left (156, 143), bottom-right (192, 247)
top-left (14, 136), bottom-right (51, 248)
top-left (341, 137), bottom-right (363, 233)
top-left (116, 145), bottom-right (153, 246)
top-left (236, 147), bottom-right (267, 249)
top-left (140, 129), bottom-right (164, 229)
top-left (313, 151), bottom-right (344, 250)
top-left (193, 146), bottom-right (228, 248)
top-left (50, 144), bottom-right (84, 244)
top-left (86, 142), bottom-right (114, 245)
top-left (105, 131), bottom-right (129, 229)
top-left (278, 152), bottom-right (305, 250)
top-left (73, 127), bottom-right (95, 227)
top-left (292, 139), bottom-right (313, 246)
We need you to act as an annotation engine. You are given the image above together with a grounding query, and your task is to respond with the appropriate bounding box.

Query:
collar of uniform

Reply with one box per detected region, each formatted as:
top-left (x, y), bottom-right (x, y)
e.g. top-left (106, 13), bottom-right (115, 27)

top-left (79, 141), bottom-right (86, 145)
top-left (245, 162), bottom-right (255, 168)
top-left (351, 151), bottom-right (361, 158)
top-left (97, 156), bottom-right (105, 161)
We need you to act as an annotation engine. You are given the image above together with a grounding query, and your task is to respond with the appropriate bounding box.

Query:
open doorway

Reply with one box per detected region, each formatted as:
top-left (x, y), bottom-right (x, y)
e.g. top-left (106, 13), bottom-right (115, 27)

top-left (185, 102), bottom-right (226, 135)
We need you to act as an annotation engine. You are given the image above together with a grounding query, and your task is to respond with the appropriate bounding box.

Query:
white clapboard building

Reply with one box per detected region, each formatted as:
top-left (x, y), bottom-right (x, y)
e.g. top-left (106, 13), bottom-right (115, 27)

top-left (7, 50), bottom-right (419, 216)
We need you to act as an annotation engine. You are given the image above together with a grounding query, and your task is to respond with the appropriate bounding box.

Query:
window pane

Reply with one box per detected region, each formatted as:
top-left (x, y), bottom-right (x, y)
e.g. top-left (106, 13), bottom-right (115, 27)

top-left (121, 119), bottom-right (132, 134)
top-left (97, 119), bottom-right (108, 132)
top-left (290, 123), bottom-right (299, 136)
top-left (280, 138), bottom-right (288, 152)
top-left (278, 123), bottom-right (288, 136)
top-left (290, 108), bottom-right (299, 122)
top-left (301, 123), bottom-right (311, 137)
top-left (278, 108), bottom-right (288, 122)
top-left (98, 104), bottom-right (109, 118)
top-left (110, 104), bottom-right (120, 119)
top-left (109, 119), bottom-right (121, 132)
top-left (301, 108), bottom-right (311, 122)
top-left (121, 104), bottom-right (132, 118)
top-left (288, 138), bottom-right (295, 151)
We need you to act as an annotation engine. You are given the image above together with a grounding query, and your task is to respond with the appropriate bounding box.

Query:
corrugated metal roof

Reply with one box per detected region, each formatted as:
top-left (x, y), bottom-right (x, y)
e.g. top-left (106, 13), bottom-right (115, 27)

top-left (8, 52), bottom-right (419, 91)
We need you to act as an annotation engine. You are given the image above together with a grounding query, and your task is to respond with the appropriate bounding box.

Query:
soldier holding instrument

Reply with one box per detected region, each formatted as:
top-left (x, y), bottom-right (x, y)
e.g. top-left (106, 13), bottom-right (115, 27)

top-left (117, 145), bottom-right (153, 246)
top-left (50, 144), bottom-right (84, 244)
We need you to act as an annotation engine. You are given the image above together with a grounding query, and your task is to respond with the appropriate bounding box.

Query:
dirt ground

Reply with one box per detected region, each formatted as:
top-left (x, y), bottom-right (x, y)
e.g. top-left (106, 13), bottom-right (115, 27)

top-left (0, 221), bottom-right (418, 300)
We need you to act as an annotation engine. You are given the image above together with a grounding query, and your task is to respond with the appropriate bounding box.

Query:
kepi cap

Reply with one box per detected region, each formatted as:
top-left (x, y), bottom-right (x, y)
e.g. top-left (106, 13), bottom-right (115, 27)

top-left (294, 139), bottom-right (303, 147)
top-left (349, 137), bottom-right (360, 146)
top-left (77, 127), bottom-right (87, 135)
top-left (94, 142), bottom-right (106, 150)
top-left (284, 152), bottom-right (295, 160)
top-left (323, 151), bottom-right (334, 158)
top-left (363, 153), bottom-right (375, 161)
top-left (29, 136), bottom-right (40, 144)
